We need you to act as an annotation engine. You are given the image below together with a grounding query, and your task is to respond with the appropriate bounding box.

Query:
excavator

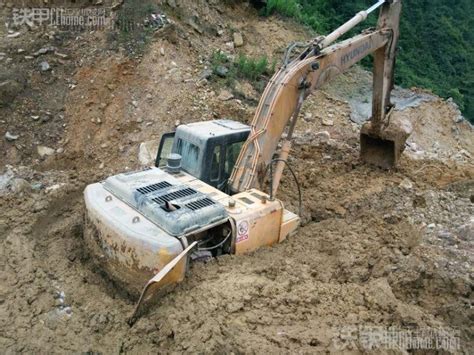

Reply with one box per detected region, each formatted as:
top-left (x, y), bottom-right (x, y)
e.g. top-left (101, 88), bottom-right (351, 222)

top-left (84, 0), bottom-right (410, 321)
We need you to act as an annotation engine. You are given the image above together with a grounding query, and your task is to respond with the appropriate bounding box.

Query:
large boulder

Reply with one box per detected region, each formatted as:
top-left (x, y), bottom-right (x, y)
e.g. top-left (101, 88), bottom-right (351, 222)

top-left (138, 140), bottom-right (159, 166)
top-left (233, 32), bottom-right (244, 47)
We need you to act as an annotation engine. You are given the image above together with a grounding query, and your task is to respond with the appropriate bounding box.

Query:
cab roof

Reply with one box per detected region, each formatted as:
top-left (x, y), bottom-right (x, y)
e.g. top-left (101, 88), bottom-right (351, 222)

top-left (177, 119), bottom-right (250, 142)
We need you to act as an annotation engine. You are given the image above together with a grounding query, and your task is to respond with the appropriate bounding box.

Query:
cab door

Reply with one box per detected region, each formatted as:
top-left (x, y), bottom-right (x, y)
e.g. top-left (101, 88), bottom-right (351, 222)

top-left (208, 143), bottom-right (225, 190)
top-left (206, 140), bottom-right (245, 192)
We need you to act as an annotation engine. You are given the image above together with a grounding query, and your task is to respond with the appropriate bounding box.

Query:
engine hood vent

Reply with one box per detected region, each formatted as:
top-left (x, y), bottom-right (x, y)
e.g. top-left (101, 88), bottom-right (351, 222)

top-left (102, 167), bottom-right (228, 236)
top-left (152, 187), bottom-right (197, 205)
top-left (186, 198), bottom-right (215, 211)
top-left (136, 181), bottom-right (172, 195)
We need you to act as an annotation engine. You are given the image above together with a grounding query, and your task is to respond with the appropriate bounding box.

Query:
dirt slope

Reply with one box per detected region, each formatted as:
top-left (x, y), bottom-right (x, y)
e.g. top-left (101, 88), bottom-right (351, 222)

top-left (1, 0), bottom-right (473, 353)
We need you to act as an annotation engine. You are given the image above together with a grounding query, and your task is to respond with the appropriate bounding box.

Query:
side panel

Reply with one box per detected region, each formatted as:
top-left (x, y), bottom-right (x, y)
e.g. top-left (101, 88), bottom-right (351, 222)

top-left (84, 183), bottom-right (186, 297)
top-left (222, 190), bottom-right (284, 254)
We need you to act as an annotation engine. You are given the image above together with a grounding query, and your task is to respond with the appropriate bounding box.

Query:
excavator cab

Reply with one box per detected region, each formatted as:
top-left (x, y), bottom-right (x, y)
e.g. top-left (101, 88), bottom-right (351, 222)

top-left (156, 119), bottom-right (250, 191)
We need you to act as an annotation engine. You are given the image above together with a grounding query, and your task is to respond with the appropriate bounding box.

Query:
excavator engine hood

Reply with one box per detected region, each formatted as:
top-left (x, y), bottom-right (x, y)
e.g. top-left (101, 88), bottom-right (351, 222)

top-left (83, 167), bottom-right (228, 296)
top-left (102, 168), bottom-right (228, 236)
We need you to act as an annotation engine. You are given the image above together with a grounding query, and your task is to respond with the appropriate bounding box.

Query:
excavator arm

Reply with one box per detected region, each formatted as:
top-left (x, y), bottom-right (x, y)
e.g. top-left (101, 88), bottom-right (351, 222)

top-left (229, 0), bottom-right (407, 195)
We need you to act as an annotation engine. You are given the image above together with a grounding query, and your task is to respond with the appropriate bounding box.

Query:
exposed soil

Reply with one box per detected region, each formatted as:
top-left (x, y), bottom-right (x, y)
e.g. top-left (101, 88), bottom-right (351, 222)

top-left (1, 0), bottom-right (473, 353)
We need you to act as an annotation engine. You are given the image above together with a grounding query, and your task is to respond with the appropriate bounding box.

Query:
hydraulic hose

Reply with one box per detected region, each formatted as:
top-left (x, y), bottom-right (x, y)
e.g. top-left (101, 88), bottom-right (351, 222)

top-left (268, 158), bottom-right (303, 217)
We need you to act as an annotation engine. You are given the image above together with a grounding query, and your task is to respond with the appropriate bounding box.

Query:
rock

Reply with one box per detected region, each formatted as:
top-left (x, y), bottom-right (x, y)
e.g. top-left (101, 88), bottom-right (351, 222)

top-left (33, 47), bottom-right (55, 57)
top-left (215, 65), bottom-right (229, 78)
top-left (315, 131), bottom-right (330, 142)
top-left (131, 100), bottom-right (139, 108)
top-left (54, 52), bottom-right (68, 59)
top-left (7, 32), bottom-right (21, 38)
top-left (322, 117), bottom-right (334, 126)
top-left (10, 178), bottom-right (31, 193)
top-left (138, 140), bottom-right (159, 166)
top-left (200, 68), bottom-right (213, 81)
top-left (46, 183), bottom-right (65, 194)
top-left (458, 149), bottom-right (471, 159)
top-left (303, 112), bottom-right (313, 122)
top-left (218, 89), bottom-right (234, 101)
top-left (5, 131), bottom-right (19, 141)
top-left (454, 115), bottom-right (464, 123)
top-left (399, 178), bottom-right (414, 190)
top-left (233, 32), bottom-right (244, 47)
top-left (39, 61), bottom-right (51, 72)
top-left (37, 145), bottom-right (55, 157)
top-left (187, 17), bottom-right (203, 34)
top-left (166, 0), bottom-right (177, 8)
top-left (160, 47), bottom-right (165, 56)
top-left (457, 219), bottom-right (474, 241)
top-left (406, 141), bottom-right (419, 152)
top-left (234, 81), bottom-right (257, 100)
top-left (0, 168), bottom-right (14, 191)
top-left (31, 182), bottom-right (43, 191)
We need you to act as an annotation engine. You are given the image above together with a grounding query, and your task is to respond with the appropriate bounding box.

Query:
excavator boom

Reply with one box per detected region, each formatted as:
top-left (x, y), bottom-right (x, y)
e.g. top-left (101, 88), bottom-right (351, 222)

top-left (229, 0), bottom-right (407, 194)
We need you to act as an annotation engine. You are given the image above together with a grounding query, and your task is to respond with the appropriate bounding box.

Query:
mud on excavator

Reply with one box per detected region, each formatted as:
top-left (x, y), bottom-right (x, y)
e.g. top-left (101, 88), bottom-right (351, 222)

top-left (84, 0), bottom-right (410, 322)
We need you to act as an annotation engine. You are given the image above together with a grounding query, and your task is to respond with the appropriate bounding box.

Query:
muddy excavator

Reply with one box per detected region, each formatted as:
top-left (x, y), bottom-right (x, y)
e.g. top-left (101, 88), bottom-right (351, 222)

top-left (84, 0), bottom-right (409, 321)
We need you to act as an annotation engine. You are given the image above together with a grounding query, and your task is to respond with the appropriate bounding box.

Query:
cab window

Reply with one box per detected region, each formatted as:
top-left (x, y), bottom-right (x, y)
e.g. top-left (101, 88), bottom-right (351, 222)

top-left (210, 145), bottom-right (221, 181)
top-left (225, 141), bottom-right (244, 177)
top-left (176, 138), bottom-right (200, 176)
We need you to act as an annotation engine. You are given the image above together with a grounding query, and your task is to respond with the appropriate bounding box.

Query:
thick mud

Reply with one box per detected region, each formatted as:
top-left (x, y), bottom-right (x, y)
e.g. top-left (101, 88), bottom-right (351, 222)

top-left (1, 140), bottom-right (472, 353)
top-left (1, 0), bottom-right (473, 353)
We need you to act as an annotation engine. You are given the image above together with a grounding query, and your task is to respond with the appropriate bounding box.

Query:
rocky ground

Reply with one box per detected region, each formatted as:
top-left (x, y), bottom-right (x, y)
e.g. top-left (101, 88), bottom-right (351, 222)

top-left (0, 0), bottom-right (473, 353)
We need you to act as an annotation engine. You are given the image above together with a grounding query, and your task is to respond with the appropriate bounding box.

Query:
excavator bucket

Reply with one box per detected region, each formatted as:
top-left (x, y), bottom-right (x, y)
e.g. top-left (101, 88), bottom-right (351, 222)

top-left (360, 120), bottom-right (411, 169)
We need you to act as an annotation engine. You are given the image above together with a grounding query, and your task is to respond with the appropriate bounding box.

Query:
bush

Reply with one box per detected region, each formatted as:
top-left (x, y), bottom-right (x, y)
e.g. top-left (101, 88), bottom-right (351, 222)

top-left (235, 54), bottom-right (271, 81)
top-left (210, 51), bottom-right (276, 84)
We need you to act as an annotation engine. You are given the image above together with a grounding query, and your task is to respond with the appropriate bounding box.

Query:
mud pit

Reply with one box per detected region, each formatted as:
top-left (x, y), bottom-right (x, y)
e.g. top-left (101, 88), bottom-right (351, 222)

top-left (1, 0), bottom-right (473, 353)
top-left (1, 140), bottom-right (472, 353)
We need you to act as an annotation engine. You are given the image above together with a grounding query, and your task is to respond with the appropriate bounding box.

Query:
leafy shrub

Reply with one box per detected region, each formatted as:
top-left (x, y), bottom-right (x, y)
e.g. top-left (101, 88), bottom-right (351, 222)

top-left (210, 51), bottom-right (276, 84)
top-left (235, 54), bottom-right (271, 81)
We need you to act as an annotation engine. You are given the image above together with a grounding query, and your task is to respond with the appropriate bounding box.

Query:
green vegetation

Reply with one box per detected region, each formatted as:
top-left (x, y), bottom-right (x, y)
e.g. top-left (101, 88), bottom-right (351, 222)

top-left (211, 51), bottom-right (276, 84)
top-left (210, 50), bottom-right (230, 70)
top-left (263, 0), bottom-right (474, 122)
top-left (235, 54), bottom-right (273, 81)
